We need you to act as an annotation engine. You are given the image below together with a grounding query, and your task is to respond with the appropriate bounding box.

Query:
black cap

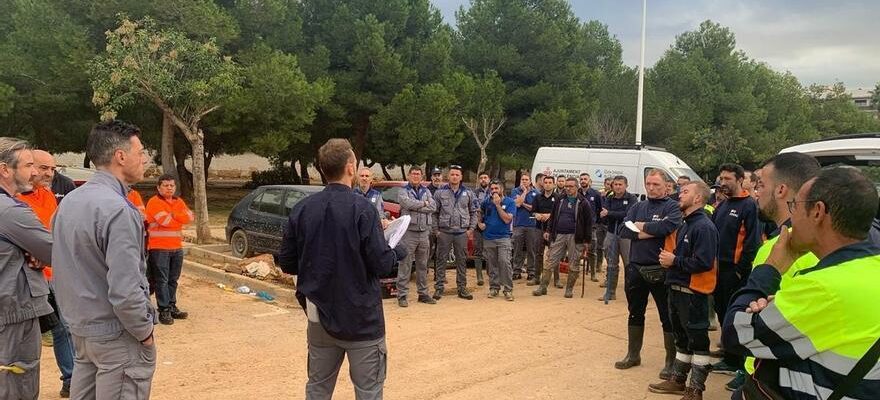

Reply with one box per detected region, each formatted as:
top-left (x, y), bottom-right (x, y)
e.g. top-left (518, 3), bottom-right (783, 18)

top-left (431, 167), bottom-right (442, 175)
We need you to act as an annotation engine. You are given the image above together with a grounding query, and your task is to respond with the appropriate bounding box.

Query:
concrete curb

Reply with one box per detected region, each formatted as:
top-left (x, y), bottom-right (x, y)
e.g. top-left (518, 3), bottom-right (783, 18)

top-left (182, 260), bottom-right (297, 306)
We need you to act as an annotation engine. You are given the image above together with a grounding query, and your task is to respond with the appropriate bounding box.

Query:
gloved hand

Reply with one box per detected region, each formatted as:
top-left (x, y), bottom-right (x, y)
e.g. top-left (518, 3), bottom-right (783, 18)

top-left (393, 243), bottom-right (408, 261)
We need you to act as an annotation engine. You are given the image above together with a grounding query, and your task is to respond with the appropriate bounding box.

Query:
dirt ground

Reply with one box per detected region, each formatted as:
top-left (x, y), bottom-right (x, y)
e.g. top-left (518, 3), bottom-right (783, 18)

top-left (39, 270), bottom-right (729, 400)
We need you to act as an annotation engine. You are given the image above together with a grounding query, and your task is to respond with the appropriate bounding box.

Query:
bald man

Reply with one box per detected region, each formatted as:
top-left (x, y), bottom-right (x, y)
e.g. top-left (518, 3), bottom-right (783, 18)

top-left (354, 167), bottom-right (389, 229)
top-left (16, 150), bottom-right (76, 397)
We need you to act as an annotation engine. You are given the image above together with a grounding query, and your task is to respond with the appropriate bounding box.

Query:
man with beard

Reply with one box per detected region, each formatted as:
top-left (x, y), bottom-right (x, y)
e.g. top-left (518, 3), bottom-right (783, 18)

top-left (532, 175), bottom-right (562, 289)
top-left (598, 176), bottom-right (637, 301)
top-left (710, 164), bottom-right (761, 376)
top-left (648, 181), bottom-right (718, 400)
top-left (722, 166), bottom-right (880, 400)
top-left (480, 180), bottom-right (517, 301)
top-left (510, 173), bottom-right (540, 281)
top-left (555, 175), bottom-right (566, 195)
top-left (0, 138), bottom-right (53, 400)
top-left (724, 152), bottom-right (821, 393)
top-left (615, 169), bottom-right (682, 380)
top-left (579, 173), bottom-right (604, 282)
top-left (472, 172), bottom-right (491, 286)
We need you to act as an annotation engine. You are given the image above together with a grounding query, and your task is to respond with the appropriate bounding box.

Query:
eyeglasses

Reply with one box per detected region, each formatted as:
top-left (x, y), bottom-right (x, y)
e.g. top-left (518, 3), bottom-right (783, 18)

top-left (564, 184), bottom-right (577, 188)
top-left (787, 199), bottom-right (818, 214)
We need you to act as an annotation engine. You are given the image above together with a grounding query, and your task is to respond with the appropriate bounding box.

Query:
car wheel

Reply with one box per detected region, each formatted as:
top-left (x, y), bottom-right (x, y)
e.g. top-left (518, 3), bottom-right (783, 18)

top-left (230, 229), bottom-right (252, 258)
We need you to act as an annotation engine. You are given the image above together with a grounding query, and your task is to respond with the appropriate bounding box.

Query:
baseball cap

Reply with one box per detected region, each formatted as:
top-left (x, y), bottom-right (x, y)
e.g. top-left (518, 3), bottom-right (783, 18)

top-left (431, 167), bottom-right (442, 175)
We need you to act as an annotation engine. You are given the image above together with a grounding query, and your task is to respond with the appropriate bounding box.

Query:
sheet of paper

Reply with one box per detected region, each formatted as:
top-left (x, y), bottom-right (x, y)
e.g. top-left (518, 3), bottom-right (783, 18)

top-left (384, 215), bottom-right (411, 248)
top-left (625, 220), bottom-right (641, 233)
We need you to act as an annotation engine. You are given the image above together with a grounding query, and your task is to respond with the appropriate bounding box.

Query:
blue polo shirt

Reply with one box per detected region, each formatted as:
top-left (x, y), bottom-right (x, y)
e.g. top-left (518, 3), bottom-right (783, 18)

top-left (353, 186), bottom-right (384, 217)
top-left (481, 196), bottom-right (516, 240)
top-left (510, 186), bottom-right (539, 228)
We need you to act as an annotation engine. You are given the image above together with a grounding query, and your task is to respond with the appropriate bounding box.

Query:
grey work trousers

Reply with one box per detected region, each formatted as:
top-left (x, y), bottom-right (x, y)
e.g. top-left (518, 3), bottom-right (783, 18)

top-left (603, 232), bottom-right (631, 296)
top-left (396, 230), bottom-right (430, 300)
top-left (435, 232), bottom-right (468, 291)
top-left (70, 330), bottom-right (156, 400)
top-left (511, 226), bottom-right (542, 276)
top-left (306, 321), bottom-right (387, 400)
top-left (546, 234), bottom-right (586, 275)
top-left (483, 238), bottom-right (513, 293)
top-left (0, 318), bottom-right (41, 400)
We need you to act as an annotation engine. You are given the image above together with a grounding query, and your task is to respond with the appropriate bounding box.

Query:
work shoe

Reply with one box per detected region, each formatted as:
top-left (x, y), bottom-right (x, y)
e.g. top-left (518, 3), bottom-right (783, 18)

top-left (457, 288), bottom-right (474, 300)
top-left (432, 290), bottom-right (443, 300)
top-left (615, 326), bottom-right (644, 369)
top-left (563, 272), bottom-right (579, 298)
top-left (599, 280), bottom-right (607, 288)
top-left (590, 273), bottom-right (599, 282)
top-left (42, 331), bottom-right (53, 347)
top-left (159, 309), bottom-right (174, 325)
top-left (526, 278), bottom-right (539, 286)
top-left (477, 279), bottom-right (484, 286)
top-left (60, 383), bottom-right (70, 398)
top-left (503, 291), bottom-right (514, 301)
top-left (417, 295), bottom-right (436, 305)
top-left (398, 298), bottom-right (409, 307)
top-left (725, 370), bottom-right (746, 391)
top-left (170, 305), bottom-right (188, 320)
top-left (554, 281), bottom-right (564, 288)
top-left (596, 293), bottom-right (616, 301)
top-left (532, 286), bottom-right (547, 296)
top-left (488, 288), bottom-right (499, 298)
top-left (681, 387), bottom-right (703, 400)
top-left (647, 379), bottom-right (686, 395)
top-left (711, 360), bottom-right (739, 375)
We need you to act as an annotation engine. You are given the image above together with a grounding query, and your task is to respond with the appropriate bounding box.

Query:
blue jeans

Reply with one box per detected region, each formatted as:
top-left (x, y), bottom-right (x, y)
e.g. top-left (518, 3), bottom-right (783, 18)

top-left (49, 282), bottom-right (74, 387)
top-left (150, 249), bottom-right (184, 309)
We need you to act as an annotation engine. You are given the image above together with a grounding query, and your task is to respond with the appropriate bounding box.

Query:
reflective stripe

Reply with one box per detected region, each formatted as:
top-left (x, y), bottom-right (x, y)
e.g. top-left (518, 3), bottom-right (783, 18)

top-left (676, 352), bottom-right (693, 363)
top-left (147, 231), bottom-right (182, 238)
top-left (760, 303), bottom-right (820, 360)
top-left (148, 223), bottom-right (158, 230)
top-left (778, 367), bottom-right (818, 397)
top-left (734, 311), bottom-right (755, 343)
top-left (692, 354), bottom-right (712, 366)
top-left (153, 211), bottom-right (169, 221)
top-left (161, 215), bottom-right (173, 225)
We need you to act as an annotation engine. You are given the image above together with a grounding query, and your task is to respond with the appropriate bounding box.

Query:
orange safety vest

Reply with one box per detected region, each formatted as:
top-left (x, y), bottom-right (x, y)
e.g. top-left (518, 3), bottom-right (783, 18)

top-left (17, 185), bottom-right (57, 281)
top-left (127, 189), bottom-right (146, 221)
top-left (145, 195), bottom-right (193, 250)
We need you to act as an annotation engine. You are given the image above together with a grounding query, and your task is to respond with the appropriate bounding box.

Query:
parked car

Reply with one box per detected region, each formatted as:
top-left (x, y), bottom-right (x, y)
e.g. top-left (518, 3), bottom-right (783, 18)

top-left (226, 185), bottom-right (324, 258)
top-left (57, 165), bottom-right (97, 186)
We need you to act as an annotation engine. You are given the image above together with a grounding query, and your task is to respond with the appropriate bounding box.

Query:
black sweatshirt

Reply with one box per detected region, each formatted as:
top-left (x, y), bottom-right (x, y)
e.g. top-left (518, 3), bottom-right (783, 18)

top-left (665, 208), bottom-right (719, 294)
top-left (712, 191), bottom-right (761, 275)
top-left (620, 196), bottom-right (682, 265)
top-left (604, 192), bottom-right (638, 235)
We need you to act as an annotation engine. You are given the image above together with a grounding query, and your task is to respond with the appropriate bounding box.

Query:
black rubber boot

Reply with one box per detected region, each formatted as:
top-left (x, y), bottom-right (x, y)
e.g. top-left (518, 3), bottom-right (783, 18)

top-left (659, 332), bottom-right (677, 380)
top-left (614, 325), bottom-right (644, 369)
top-left (475, 259), bottom-right (484, 286)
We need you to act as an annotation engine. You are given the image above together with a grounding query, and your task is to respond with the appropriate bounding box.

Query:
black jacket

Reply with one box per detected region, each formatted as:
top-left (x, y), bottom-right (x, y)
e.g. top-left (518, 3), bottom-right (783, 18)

top-left (712, 192), bottom-right (761, 274)
top-left (546, 194), bottom-right (594, 244)
top-left (278, 184), bottom-right (402, 341)
top-left (620, 196), bottom-right (682, 265)
top-left (605, 192), bottom-right (638, 235)
top-left (665, 209), bottom-right (718, 294)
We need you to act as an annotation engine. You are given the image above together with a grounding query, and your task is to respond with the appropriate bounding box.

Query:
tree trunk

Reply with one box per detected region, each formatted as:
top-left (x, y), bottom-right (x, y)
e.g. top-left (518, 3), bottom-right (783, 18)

top-left (352, 114), bottom-right (369, 162)
top-left (161, 112), bottom-right (177, 180)
top-left (289, 159), bottom-right (302, 184)
top-left (400, 165), bottom-right (406, 180)
top-left (477, 146), bottom-right (488, 177)
top-left (173, 144), bottom-right (193, 201)
top-left (381, 164), bottom-right (392, 180)
top-left (299, 160), bottom-right (310, 184)
top-left (187, 129), bottom-right (212, 244)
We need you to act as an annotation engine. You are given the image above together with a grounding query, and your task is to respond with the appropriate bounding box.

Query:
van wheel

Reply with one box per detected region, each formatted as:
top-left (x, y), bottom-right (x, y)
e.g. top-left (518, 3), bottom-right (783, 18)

top-left (230, 230), bottom-right (252, 258)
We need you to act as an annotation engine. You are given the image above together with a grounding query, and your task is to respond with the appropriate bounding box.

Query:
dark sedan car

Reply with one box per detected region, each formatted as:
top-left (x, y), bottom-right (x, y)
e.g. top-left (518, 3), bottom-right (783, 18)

top-left (226, 185), bottom-right (324, 258)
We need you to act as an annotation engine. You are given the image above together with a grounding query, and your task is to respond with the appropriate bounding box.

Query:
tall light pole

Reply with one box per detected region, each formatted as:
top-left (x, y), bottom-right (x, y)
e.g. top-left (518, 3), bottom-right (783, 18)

top-left (635, 0), bottom-right (646, 146)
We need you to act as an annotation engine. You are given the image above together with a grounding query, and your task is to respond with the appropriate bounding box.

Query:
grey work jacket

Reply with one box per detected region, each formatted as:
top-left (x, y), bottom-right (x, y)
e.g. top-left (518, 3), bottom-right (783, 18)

top-left (0, 189), bottom-right (53, 326)
top-left (52, 171), bottom-right (156, 341)
top-left (398, 183), bottom-right (436, 232)
top-left (433, 184), bottom-right (478, 234)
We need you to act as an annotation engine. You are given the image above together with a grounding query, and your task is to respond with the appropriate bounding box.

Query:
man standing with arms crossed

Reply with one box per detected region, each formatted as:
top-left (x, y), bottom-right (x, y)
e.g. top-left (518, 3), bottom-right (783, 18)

top-left (510, 172), bottom-right (540, 281)
top-left (278, 139), bottom-right (406, 399)
top-left (53, 120), bottom-right (157, 399)
top-left (17, 149), bottom-right (76, 398)
top-left (395, 167), bottom-right (437, 307)
top-left (615, 169), bottom-right (682, 380)
top-left (146, 174), bottom-right (194, 325)
top-left (433, 165), bottom-right (478, 300)
top-left (710, 164), bottom-right (761, 376)
top-left (0, 138), bottom-right (53, 400)
top-left (533, 177), bottom-right (593, 298)
top-left (648, 181), bottom-right (718, 400)
top-left (472, 172), bottom-right (491, 286)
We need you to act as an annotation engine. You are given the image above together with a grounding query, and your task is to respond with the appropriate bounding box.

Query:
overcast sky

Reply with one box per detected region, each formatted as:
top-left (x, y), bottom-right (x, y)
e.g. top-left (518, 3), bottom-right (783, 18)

top-left (433, 0), bottom-right (879, 90)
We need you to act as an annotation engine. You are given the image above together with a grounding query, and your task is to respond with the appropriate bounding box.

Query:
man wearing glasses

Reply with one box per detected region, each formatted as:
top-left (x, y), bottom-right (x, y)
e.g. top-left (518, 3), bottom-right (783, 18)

top-left (433, 165), bottom-right (478, 300)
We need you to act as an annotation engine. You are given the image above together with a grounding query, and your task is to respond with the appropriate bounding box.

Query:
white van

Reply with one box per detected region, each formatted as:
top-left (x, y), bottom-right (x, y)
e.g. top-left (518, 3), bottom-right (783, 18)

top-left (530, 145), bottom-right (702, 199)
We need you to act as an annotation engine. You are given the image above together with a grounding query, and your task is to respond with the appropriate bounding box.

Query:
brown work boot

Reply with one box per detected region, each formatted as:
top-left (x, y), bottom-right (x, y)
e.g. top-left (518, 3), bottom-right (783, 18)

top-left (680, 387), bottom-right (702, 400)
top-left (647, 379), bottom-right (686, 395)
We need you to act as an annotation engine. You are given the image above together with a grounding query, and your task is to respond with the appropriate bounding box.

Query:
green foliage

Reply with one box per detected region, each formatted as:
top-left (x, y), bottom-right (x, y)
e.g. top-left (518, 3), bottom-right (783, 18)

top-left (805, 82), bottom-right (879, 137)
top-left (90, 17), bottom-right (241, 125)
top-left (246, 165), bottom-right (299, 188)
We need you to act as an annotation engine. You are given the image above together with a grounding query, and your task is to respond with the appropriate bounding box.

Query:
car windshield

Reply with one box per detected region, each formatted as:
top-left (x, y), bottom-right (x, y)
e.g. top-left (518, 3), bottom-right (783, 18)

top-left (379, 186), bottom-right (401, 203)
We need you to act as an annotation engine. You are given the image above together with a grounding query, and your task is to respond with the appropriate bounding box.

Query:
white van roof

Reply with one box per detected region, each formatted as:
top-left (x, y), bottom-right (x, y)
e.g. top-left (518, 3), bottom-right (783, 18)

top-left (779, 133), bottom-right (880, 166)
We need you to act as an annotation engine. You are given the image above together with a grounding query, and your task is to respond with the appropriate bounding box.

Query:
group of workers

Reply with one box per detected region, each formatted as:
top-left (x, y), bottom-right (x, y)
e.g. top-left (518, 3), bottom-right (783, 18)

top-left (0, 120), bottom-right (194, 399)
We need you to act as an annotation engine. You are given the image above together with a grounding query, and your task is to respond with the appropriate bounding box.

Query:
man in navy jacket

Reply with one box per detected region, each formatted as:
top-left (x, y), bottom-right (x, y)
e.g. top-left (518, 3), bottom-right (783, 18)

top-left (279, 139), bottom-right (407, 400)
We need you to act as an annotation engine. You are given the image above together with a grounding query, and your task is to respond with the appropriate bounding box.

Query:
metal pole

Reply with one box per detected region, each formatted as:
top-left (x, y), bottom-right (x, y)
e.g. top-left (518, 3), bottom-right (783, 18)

top-left (635, 0), bottom-right (647, 146)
